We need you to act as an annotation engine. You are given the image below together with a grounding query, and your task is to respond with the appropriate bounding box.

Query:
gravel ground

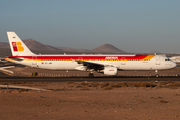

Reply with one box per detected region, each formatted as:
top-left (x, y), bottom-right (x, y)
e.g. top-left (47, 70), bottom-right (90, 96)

top-left (0, 81), bottom-right (180, 120)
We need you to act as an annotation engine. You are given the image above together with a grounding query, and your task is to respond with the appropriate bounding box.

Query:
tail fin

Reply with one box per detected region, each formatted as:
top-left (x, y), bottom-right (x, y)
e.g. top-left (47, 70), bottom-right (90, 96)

top-left (7, 32), bottom-right (35, 56)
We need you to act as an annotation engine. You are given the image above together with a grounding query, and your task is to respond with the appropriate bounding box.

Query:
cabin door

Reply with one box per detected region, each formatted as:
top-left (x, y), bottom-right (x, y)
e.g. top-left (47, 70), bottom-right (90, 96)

top-left (78, 57), bottom-right (83, 61)
top-left (32, 56), bottom-right (37, 67)
top-left (121, 57), bottom-right (126, 65)
top-left (156, 56), bottom-right (160, 65)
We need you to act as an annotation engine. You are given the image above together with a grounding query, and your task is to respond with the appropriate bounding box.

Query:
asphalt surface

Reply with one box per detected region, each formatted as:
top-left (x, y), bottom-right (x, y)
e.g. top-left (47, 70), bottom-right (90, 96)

top-left (0, 71), bottom-right (9, 77)
top-left (0, 62), bottom-right (180, 82)
top-left (0, 76), bottom-right (180, 82)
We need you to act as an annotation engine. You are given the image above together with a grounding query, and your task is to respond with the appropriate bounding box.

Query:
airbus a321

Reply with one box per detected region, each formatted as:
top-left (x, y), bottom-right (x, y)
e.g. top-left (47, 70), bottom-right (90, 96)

top-left (5, 32), bottom-right (176, 77)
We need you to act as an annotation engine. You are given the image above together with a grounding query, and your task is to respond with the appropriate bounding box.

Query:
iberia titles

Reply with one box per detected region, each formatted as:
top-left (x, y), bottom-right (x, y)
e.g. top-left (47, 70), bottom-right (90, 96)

top-left (105, 56), bottom-right (118, 59)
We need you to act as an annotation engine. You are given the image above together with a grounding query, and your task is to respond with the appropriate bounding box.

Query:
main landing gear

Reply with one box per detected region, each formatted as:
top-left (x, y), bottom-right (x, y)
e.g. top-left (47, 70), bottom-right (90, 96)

top-left (155, 70), bottom-right (159, 77)
top-left (88, 73), bottom-right (94, 78)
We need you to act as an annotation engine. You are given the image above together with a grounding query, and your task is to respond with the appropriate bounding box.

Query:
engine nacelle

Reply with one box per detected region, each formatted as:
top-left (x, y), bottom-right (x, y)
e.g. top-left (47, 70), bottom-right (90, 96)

top-left (104, 66), bottom-right (118, 76)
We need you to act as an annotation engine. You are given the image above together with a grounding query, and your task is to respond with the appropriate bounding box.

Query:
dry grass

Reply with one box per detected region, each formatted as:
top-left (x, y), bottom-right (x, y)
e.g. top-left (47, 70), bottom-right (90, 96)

top-left (89, 82), bottom-right (99, 87)
top-left (159, 99), bottom-right (168, 103)
top-left (80, 87), bottom-right (90, 90)
top-left (151, 96), bottom-right (163, 99)
top-left (18, 89), bottom-right (29, 93)
top-left (102, 86), bottom-right (113, 90)
top-left (101, 82), bottom-right (110, 88)
top-left (1, 81), bottom-right (180, 93)
top-left (67, 81), bottom-right (74, 84)
top-left (159, 81), bottom-right (169, 85)
top-left (76, 85), bottom-right (82, 88)
top-left (166, 83), bottom-right (180, 89)
top-left (111, 83), bottom-right (122, 88)
top-left (111, 82), bottom-right (157, 88)
top-left (133, 82), bottom-right (156, 87)
top-left (175, 93), bottom-right (180, 96)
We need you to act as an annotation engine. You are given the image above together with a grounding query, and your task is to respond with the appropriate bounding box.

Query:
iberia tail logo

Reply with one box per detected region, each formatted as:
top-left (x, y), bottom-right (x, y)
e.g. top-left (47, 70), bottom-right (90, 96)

top-left (12, 42), bottom-right (24, 52)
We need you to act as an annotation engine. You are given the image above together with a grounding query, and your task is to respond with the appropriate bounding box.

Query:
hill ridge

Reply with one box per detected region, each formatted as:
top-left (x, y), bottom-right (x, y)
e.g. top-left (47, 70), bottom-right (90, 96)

top-left (0, 39), bottom-right (126, 56)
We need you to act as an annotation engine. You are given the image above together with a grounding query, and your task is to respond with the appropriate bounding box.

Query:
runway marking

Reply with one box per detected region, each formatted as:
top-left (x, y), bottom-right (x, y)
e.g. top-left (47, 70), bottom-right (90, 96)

top-left (0, 66), bottom-right (15, 74)
top-left (0, 85), bottom-right (51, 92)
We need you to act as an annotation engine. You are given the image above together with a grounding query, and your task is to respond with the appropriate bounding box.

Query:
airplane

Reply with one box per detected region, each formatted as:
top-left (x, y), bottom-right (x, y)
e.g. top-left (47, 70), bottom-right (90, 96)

top-left (5, 32), bottom-right (177, 77)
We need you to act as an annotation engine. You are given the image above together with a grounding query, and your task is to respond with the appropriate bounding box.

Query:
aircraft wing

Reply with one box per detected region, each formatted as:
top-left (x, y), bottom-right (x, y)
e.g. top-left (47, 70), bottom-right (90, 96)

top-left (76, 60), bottom-right (104, 71)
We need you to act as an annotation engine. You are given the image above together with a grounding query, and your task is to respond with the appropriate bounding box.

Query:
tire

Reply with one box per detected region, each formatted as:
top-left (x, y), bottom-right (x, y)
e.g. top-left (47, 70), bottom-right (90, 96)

top-left (88, 73), bottom-right (94, 78)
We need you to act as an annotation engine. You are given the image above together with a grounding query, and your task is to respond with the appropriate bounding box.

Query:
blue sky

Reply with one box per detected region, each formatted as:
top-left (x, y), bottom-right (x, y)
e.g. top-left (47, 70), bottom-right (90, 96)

top-left (0, 0), bottom-right (180, 53)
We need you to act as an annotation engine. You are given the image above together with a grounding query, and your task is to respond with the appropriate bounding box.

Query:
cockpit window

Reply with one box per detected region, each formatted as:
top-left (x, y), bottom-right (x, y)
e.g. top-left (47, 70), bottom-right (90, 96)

top-left (165, 58), bottom-right (171, 61)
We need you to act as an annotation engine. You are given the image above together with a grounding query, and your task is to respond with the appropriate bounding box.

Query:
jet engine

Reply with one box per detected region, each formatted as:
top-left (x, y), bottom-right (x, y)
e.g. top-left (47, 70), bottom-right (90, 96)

top-left (103, 66), bottom-right (118, 76)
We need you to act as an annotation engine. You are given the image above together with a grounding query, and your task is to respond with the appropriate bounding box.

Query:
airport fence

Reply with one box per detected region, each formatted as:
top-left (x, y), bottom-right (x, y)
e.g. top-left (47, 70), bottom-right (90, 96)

top-left (12, 71), bottom-right (180, 77)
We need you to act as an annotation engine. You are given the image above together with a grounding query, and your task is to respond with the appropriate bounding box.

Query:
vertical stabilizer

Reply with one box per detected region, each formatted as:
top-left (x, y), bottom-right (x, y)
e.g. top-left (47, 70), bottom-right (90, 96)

top-left (7, 32), bottom-right (35, 56)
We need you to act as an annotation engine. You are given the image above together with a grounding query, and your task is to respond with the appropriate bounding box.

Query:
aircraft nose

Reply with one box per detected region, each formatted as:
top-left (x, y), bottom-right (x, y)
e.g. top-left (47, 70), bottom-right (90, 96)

top-left (171, 62), bottom-right (177, 68)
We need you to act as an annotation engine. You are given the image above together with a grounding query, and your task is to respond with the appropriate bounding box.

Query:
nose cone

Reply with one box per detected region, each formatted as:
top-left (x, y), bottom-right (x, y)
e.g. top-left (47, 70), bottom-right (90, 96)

top-left (171, 62), bottom-right (177, 69)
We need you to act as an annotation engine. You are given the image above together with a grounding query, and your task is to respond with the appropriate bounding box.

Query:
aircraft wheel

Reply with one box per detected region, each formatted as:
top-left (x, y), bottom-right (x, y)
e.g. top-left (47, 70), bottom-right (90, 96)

top-left (88, 73), bottom-right (94, 78)
top-left (156, 74), bottom-right (159, 77)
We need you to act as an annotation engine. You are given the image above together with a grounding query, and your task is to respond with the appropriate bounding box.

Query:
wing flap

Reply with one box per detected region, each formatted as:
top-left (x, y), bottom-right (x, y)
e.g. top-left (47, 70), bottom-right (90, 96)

top-left (76, 60), bottom-right (104, 71)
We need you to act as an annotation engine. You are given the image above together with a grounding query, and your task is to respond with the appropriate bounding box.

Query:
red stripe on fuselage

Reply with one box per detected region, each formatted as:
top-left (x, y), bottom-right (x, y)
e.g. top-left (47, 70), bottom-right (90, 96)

top-left (8, 55), bottom-right (150, 60)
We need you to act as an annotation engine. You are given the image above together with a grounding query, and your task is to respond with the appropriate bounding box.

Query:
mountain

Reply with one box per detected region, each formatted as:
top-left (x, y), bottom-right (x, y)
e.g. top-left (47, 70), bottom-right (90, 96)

top-left (0, 48), bottom-right (11, 57)
top-left (56, 47), bottom-right (90, 53)
top-left (0, 39), bottom-right (63, 56)
top-left (149, 51), bottom-right (161, 54)
top-left (0, 39), bottom-right (126, 57)
top-left (90, 44), bottom-right (125, 53)
top-left (0, 39), bottom-right (61, 51)
top-left (0, 42), bottom-right (9, 48)
top-left (23, 39), bottom-right (61, 51)
top-left (56, 44), bottom-right (126, 54)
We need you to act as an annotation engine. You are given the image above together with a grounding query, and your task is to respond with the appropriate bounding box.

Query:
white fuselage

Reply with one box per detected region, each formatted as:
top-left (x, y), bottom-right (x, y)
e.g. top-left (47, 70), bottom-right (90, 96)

top-left (8, 54), bottom-right (176, 71)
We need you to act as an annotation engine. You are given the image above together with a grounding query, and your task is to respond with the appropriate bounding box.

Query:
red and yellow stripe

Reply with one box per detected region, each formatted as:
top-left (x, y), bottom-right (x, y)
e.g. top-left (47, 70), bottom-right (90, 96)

top-left (5, 55), bottom-right (155, 62)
